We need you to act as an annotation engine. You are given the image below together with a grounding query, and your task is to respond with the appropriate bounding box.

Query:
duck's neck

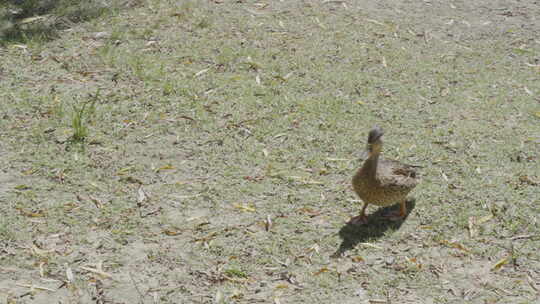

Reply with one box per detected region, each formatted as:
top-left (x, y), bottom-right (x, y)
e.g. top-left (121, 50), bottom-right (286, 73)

top-left (362, 153), bottom-right (379, 178)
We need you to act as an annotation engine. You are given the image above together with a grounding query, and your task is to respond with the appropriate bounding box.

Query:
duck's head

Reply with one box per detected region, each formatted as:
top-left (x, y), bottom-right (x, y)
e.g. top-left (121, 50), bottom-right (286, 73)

top-left (365, 126), bottom-right (384, 156)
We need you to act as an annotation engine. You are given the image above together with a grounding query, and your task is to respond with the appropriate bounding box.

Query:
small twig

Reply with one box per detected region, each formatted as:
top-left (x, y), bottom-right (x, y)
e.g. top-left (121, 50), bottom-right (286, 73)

top-left (141, 207), bottom-right (162, 218)
top-left (16, 283), bottom-right (56, 292)
top-left (509, 234), bottom-right (536, 240)
top-left (80, 266), bottom-right (113, 279)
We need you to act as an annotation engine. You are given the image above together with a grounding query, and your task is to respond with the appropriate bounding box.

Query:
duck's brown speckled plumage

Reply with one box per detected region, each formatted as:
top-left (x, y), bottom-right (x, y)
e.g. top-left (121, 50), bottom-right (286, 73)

top-left (350, 127), bottom-right (420, 224)
top-left (353, 158), bottom-right (419, 207)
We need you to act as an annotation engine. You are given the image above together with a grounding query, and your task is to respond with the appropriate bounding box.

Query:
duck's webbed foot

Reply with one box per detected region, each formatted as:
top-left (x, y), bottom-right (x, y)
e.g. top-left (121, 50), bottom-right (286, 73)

top-left (348, 214), bottom-right (368, 225)
top-left (383, 200), bottom-right (407, 221)
top-left (348, 202), bottom-right (369, 225)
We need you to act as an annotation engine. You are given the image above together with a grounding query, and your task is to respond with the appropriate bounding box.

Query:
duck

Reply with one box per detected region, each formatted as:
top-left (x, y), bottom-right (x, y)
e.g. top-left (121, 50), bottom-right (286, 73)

top-left (350, 126), bottom-right (420, 225)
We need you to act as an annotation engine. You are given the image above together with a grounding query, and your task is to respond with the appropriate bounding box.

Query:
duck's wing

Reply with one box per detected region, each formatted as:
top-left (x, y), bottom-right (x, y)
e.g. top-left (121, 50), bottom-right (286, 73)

top-left (377, 158), bottom-right (420, 188)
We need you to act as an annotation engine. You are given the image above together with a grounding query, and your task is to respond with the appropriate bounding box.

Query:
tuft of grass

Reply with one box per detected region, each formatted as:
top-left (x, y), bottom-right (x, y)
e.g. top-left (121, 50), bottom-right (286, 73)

top-left (223, 268), bottom-right (248, 279)
top-left (70, 91), bottom-right (98, 143)
top-left (70, 105), bottom-right (88, 143)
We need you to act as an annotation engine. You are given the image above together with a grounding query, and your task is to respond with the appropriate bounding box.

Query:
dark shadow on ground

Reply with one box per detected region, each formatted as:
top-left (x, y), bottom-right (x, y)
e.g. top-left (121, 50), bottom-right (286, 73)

top-left (333, 199), bottom-right (416, 257)
top-left (0, 1), bottom-right (138, 45)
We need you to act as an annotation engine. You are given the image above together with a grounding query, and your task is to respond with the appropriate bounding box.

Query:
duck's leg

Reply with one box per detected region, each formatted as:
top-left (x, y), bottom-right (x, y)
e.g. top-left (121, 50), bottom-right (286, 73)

top-left (349, 202), bottom-right (369, 225)
top-left (384, 200), bottom-right (407, 221)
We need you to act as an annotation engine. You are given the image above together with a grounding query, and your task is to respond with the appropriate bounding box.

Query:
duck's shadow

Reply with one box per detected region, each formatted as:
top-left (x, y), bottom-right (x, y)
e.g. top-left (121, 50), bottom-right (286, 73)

top-left (333, 199), bottom-right (416, 257)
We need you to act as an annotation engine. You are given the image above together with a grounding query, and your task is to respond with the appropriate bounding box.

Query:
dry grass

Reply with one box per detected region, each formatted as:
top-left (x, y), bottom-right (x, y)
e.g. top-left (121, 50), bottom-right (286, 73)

top-left (0, 0), bottom-right (539, 303)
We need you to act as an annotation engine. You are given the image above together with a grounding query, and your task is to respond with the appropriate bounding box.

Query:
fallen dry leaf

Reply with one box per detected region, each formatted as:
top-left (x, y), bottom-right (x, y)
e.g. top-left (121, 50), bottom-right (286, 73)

top-left (351, 256), bottom-right (365, 263)
top-left (440, 240), bottom-right (469, 252)
top-left (492, 257), bottom-right (509, 271)
top-left (178, 115), bottom-right (196, 121)
top-left (193, 231), bottom-right (218, 243)
top-left (314, 267), bottom-right (330, 275)
top-left (306, 244), bottom-right (320, 255)
top-left (233, 203), bottom-right (256, 212)
top-left (275, 283), bottom-right (288, 289)
top-left (156, 164), bottom-right (174, 172)
top-left (162, 229), bottom-right (183, 236)
top-left (17, 208), bottom-right (45, 218)
top-left (297, 207), bottom-right (322, 217)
